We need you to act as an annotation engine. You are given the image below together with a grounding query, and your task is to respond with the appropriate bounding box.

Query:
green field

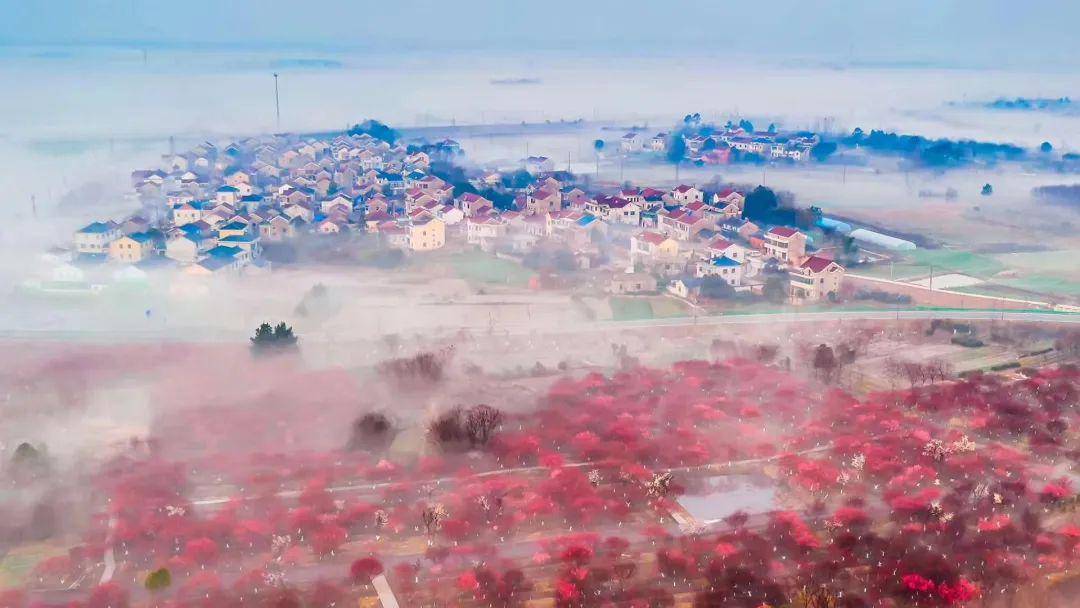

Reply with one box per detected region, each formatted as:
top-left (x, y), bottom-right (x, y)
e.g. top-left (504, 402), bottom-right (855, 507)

top-left (449, 252), bottom-right (535, 287)
top-left (608, 296), bottom-right (691, 321)
top-left (858, 248), bottom-right (1007, 281)
top-left (0, 543), bottom-right (68, 589)
top-left (609, 297), bottom-right (654, 320)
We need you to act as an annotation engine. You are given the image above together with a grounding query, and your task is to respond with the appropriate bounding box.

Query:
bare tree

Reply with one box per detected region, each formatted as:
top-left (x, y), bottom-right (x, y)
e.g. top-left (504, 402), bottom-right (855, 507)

top-left (646, 472), bottom-right (674, 498)
top-left (464, 404), bottom-right (504, 447)
top-left (812, 344), bottom-right (838, 383)
top-left (420, 503), bottom-right (448, 536)
top-left (428, 407), bottom-right (466, 447)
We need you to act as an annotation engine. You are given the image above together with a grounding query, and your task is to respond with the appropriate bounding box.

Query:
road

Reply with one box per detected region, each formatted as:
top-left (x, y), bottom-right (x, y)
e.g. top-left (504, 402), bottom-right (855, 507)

top-left (2, 308), bottom-right (1077, 345)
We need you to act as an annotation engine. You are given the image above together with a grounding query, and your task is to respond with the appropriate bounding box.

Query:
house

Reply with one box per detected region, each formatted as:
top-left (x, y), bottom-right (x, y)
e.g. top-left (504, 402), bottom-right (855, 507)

top-left (74, 221), bottom-right (122, 254)
top-left (185, 255), bottom-right (239, 276)
top-left (466, 214), bottom-right (508, 247)
top-left (321, 192), bottom-right (355, 213)
top-left (173, 200), bottom-right (208, 226)
top-left (588, 195), bottom-right (641, 225)
top-left (260, 215), bottom-right (296, 242)
top-left (108, 232), bottom-right (154, 263)
top-left (433, 204), bottom-right (465, 226)
top-left (630, 231), bottom-right (679, 260)
top-left (720, 217), bottom-right (759, 240)
top-left (317, 218), bottom-right (346, 235)
top-left (379, 223), bottom-right (411, 249)
top-left (216, 233), bottom-right (261, 256)
top-left (205, 244), bottom-right (251, 267)
top-left (650, 133), bottom-right (667, 152)
top-left (122, 216), bottom-right (151, 235)
top-left (695, 256), bottom-right (744, 286)
top-left (763, 227), bottom-right (807, 265)
top-left (657, 208), bottom-right (710, 241)
top-left (562, 187), bottom-right (588, 208)
top-left (282, 202), bottom-right (315, 223)
top-left (217, 221), bottom-right (249, 239)
top-left (457, 193), bottom-right (493, 218)
top-left (668, 276), bottom-right (704, 300)
top-left (685, 135), bottom-right (709, 155)
top-left (713, 188), bottom-right (746, 211)
top-left (166, 234), bottom-right (210, 263)
top-left (701, 148), bottom-right (732, 165)
top-left (215, 185), bottom-right (242, 206)
top-left (225, 170), bottom-right (252, 189)
top-left (620, 132), bottom-right (642, 153)
top-left (705, 237), bottom-right (746, 263)
top-left (608, 271), bottom-right (658, 294)
top-left (409, 218), bottom-right (446, 251)
top-left (525, 189), bottom-right (562, 215)
top-left (670, 185), bottom-right (704, 205)
top-left (789, 255), bottom-right (845, 303)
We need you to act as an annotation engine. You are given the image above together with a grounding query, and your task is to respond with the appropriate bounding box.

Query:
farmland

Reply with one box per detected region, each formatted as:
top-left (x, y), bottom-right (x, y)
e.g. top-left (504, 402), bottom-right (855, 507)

top-left (1, 316), bottom-right (1078, 607)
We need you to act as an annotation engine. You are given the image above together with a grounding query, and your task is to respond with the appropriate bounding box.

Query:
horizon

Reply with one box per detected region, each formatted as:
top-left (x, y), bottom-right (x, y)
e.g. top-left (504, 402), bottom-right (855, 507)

top-left (3, 0), bottom-right (1079, 69)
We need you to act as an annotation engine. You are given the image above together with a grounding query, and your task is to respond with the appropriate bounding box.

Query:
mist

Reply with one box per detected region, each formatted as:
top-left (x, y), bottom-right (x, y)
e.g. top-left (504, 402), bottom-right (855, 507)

top-left (2, 2), bottom-right (1080, 607)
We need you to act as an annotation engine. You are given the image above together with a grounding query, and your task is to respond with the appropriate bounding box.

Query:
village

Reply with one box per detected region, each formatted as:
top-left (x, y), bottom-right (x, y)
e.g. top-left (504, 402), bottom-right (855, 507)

top-left (47, 122), bottom-right (861, 313)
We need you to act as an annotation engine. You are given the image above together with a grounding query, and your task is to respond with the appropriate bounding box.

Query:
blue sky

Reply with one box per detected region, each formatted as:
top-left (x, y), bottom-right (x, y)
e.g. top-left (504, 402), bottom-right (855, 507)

top-left (1, 0), bottom-right (1077, 67)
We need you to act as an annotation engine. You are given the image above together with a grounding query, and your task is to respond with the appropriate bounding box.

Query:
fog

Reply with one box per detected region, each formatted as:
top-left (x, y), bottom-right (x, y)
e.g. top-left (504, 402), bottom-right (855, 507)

top-left (2, 3), bottom-right (1080, 605)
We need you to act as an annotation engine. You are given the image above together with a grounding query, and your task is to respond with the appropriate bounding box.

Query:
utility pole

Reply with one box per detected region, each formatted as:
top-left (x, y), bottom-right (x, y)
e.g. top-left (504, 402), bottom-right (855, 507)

top-left (273, 73), bottom-right (281, 131)
top-left (31, 195), bottom-right (37, 219)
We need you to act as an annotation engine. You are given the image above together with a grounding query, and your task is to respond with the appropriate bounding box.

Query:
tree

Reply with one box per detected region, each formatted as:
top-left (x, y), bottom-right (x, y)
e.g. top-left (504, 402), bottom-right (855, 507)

top-left (464, 404), bottom-right (504, 447)
top-left (183, 537), bottom-right (219, 565)
top-left (1040, 141), bottom-right (1053, 153)
top-left (810, 141), bottom-right (838, 161)
top-left (145, 567), bottom-right (172, 592)
top-left (250, 321), bottom-right (299, 354)
top-left (739, 119), bottom-right (755, 133)
top-left (347, 119), bottom-right (398, 144)
top-left (767, 123), bottom-right (777, 133)
top-left (421, 503), bottom-right (448, 535)
top-left (742, 185), bottom-right (780, 222)
top-left (87, 582), bottom-right (129, 608)
top-left (593, 139), bottom-right (605, 152)
top-left (10, 442), bottom-right (48, 477)
top-left (347, 413), bottom-right (395, 450)
top-left (350, 557), bottom-right (384, 582)
top-left (666, 135), bottom-right (687, 163)
top-left (698, 276), bottom-right (736, 300)
top-left (429, 407), bottom-right (467, 448)
top-left (763, 276), bottom-right (789, 304)
top-left (981, 183), bottom-right (994, 196)
top-left (812, 344), bottom-right (837, 382)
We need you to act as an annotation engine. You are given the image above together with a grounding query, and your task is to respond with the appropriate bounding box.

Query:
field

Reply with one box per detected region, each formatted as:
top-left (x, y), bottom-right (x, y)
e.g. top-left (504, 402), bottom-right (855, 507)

top-left (3, 323), bottom-right (1079, 607)
top-left (448, 251), bottom-right (536, 287)
top-left (608, 296), bottom-right (690, 321)
top-left (856, 246), bottom-right (1080, 305)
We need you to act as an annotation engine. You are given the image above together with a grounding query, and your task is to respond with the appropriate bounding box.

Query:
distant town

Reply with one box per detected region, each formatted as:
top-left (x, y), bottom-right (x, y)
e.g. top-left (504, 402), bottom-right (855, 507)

top-left (46, 119), bottom-right (1076, 312)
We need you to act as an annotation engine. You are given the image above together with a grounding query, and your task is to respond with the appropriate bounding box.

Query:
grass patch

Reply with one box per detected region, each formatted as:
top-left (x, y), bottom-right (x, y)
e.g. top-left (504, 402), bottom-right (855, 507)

top-left (0, 543), bottom-right (68, 590)
top-left (996, 276), bottom-right (1080, 297)
top-left (905, 249), bottom-right (1005, 278)
top-left (449, 252), bottom-right (534, 287)
top-left (649, 298), bottom-right (689, 318)
top-left (609, 297), bottom-right (654, 321)
top-left (856, 249), bottom-right (1008, 283)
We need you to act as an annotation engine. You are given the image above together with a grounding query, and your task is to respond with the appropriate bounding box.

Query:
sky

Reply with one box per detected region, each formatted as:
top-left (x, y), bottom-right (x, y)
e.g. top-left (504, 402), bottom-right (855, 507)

top-left (1, 0), bottom-right (1078, 68)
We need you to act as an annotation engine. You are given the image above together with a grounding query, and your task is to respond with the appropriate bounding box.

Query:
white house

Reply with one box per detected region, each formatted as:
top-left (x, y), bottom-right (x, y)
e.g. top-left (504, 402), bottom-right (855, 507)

top-left (74, 221), bottom-right (121, 254)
